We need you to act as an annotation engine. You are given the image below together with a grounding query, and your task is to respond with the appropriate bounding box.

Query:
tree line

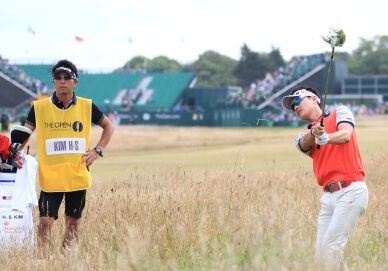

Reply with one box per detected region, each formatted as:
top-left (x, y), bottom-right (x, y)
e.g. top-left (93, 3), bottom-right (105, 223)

top-left (117, 36), bottom-right (388, 88)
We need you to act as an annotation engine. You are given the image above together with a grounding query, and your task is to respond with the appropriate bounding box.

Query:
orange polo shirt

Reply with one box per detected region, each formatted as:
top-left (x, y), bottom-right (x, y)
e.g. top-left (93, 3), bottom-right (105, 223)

top-left (309, 109), bottom-right (365, 187)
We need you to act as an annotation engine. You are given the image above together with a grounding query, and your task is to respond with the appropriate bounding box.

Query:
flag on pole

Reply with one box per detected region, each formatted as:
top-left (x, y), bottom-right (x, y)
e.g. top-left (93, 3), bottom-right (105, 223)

top-left (28, 26), bottom-right (36, 36)
top-left (75, 36), bottom-right (84, 42)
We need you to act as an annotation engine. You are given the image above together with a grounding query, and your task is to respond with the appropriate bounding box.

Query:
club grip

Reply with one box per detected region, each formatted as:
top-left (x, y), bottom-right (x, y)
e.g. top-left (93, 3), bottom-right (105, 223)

top-left (317, 118), bottom-right (324, 150)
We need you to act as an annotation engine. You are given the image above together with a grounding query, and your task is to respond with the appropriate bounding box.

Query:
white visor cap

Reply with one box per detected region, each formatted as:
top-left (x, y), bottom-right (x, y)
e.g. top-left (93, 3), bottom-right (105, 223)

top-left (281, 89), bottom-right (321, 110)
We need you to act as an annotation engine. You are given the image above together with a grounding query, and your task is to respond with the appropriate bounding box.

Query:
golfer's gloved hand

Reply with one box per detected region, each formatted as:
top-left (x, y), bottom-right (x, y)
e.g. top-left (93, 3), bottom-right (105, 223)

top-left (315, 132), bottom-right (329, 145)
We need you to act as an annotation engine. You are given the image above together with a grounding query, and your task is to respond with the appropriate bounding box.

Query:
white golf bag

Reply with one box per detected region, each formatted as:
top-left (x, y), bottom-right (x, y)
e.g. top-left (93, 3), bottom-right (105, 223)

top-left (0, 155), bottom-right (37, 250)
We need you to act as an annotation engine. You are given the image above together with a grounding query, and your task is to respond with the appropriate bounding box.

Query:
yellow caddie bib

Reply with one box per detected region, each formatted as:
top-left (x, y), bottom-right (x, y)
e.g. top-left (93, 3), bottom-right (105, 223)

top-left (34, 97), bottom-right (92, 192)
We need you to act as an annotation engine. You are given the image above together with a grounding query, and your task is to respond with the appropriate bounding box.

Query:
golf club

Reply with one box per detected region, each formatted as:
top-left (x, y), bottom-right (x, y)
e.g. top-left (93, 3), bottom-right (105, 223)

top-left (317, 29), bottom-right (346, 149)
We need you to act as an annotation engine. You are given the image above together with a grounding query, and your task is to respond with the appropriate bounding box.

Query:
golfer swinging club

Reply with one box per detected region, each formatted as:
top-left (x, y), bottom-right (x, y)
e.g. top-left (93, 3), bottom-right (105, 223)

top-left (17, 59), bottom-right (114, 248)
top-left (282, 86), bottom-right (368, 270)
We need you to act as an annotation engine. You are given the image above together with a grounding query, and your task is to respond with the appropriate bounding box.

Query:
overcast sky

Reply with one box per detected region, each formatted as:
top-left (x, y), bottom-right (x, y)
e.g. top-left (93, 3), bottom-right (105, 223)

top-left (1, 0), bottom-right (387, 72)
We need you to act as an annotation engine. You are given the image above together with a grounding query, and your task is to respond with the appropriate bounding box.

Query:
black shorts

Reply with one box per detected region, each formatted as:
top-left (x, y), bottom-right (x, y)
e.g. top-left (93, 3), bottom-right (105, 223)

top-left (38, 190), bottom-right (86, 220)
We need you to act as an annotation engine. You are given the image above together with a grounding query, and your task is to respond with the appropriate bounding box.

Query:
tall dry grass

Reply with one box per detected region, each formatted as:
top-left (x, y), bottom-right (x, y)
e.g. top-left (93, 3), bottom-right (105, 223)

top-left (1, 116), bottom-right (387, 270)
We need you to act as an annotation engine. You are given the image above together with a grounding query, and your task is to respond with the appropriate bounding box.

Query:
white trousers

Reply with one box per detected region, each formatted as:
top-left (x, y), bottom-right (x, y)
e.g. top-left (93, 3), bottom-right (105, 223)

top-left (315, 181), bottom-right (368, 270)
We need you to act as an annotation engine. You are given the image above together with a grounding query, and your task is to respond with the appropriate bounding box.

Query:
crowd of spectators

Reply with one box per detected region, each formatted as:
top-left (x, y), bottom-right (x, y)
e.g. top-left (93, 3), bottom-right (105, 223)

top-left (0, 55), bottom-right (51, 94)
top-left (225, 52), bottom-right (388, 122)
top-left (261, 110), bottom-right (299, 123)
top-left (234, 54), bottom-right (327, 109)
top-left (327, 101), bottom-right (387, 116)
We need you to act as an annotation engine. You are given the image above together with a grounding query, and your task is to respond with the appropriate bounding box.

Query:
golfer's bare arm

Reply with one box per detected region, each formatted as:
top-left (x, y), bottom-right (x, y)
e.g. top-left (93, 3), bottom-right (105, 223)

top-left (95, 116), bottom-right (114, 149)
top-left (327, 123), bottom-right (353, 144)
top-left (299, 122), bottom-right (353, 152)
top-left (298, 130), bottom-right (315, 152)
top-left (82, 116), bottom-right (114, 167)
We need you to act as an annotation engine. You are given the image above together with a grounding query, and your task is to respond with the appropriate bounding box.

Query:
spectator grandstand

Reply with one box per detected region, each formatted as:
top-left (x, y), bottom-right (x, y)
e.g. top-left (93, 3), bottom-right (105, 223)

top-left (0, 56), bottom-right (50, 95)
top-left (0, 53), bottom-right (386, 127)
top-left (15, 63), bottom-right (195, 113)
top-left (241, 53), bottom-right (327, 109)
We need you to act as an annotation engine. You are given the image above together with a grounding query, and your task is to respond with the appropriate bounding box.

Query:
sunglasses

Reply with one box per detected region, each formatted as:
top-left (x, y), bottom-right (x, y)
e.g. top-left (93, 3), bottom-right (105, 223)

top-left (291, 97), bottom-right (303, 111)
top-left (53, 74), bottom-right (73, 81)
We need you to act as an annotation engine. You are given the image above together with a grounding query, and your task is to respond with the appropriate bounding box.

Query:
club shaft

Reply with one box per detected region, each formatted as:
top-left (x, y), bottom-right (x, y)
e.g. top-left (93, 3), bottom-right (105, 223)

top-left (320, 47), bottom-right (335, 126)
top-left (317, 47), bottom-right (335, 150)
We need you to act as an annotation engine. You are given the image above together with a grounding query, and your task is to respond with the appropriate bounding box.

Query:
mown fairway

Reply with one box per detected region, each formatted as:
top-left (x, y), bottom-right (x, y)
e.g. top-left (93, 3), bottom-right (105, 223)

top-left (2, 116), bottom-right (387, 270)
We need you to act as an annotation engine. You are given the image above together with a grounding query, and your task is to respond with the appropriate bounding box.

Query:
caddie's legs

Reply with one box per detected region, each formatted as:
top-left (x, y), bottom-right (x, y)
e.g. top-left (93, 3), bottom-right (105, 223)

top-left (63, 190), bottom-right (86, 247)
top-left (63, 216), bottom-right (81, 247)
top-left (38, 216), bottom-right (54, 247)
top-left (38, 191), bottom-right (63, 248)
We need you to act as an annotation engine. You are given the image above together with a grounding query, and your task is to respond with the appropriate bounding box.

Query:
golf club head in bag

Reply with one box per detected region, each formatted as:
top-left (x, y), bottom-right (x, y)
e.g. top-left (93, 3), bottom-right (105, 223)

top-left (9, 125), bottom-right (33, 168)
top-left (10, 125), bottom-right (32, 145)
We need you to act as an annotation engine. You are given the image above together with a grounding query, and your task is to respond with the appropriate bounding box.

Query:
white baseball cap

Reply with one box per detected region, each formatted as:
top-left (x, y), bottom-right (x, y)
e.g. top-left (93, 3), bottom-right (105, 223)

top-left (282, 89), bottom-right (321, 110)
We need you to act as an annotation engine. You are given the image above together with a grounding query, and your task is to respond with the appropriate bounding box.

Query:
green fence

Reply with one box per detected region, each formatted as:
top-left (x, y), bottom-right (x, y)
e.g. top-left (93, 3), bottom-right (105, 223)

top-left (119, 109), bottom-right (305, 127)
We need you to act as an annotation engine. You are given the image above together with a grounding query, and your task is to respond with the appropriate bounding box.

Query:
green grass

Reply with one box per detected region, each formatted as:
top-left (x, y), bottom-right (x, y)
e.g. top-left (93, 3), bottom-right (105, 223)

top-left (3, 116), bottom-right (387, 270)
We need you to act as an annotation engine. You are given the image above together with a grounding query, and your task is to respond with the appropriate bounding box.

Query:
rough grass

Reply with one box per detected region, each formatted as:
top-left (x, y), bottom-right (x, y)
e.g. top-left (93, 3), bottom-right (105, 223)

top-left (2, 116), bottom-right (387, 270)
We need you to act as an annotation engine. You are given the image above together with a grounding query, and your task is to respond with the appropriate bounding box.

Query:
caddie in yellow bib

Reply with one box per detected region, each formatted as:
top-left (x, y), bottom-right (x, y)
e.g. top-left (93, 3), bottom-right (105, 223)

top-left (34, 97), bottom-right (92, 192)
top-left (20, 59), bottom-right (114, 248)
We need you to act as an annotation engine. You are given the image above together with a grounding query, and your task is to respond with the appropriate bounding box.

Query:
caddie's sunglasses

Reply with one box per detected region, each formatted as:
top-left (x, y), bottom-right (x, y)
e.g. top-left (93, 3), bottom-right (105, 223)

top-left (291, 97), bottom-right (303, 111)
top-left (53, 74), bottom-right (72, 81)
